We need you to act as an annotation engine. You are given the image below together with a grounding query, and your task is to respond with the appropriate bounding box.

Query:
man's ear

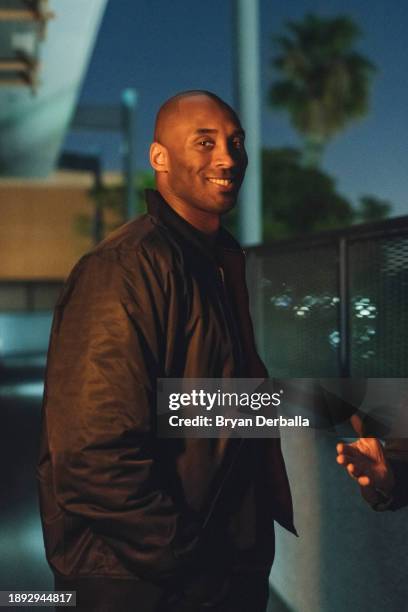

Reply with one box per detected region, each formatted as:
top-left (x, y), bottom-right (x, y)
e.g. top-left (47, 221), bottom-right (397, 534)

top-left (150, 142), bottom-right (168, 172)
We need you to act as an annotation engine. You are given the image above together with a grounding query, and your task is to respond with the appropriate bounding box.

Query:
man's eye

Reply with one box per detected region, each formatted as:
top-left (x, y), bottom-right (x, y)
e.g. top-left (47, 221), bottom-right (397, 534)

top-left (198, 140), bottom-right (214, 148)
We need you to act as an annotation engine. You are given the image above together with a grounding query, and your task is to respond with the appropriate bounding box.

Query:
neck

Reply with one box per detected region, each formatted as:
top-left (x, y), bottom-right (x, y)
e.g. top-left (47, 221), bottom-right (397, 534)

top-left (157, 187), bottom-right (220, 235)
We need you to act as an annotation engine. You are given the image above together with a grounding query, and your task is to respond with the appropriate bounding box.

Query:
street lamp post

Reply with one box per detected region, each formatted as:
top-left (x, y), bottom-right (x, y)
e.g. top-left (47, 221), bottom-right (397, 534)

top-left (121, 88), bottom-right (138, 220)
top-left (233, 0), bottom-right (262, 246)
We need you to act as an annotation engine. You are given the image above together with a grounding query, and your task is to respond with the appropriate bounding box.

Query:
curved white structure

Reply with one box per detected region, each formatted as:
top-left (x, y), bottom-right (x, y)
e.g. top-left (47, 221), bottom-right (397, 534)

top-left (0, 0), bottom-right (108, 177)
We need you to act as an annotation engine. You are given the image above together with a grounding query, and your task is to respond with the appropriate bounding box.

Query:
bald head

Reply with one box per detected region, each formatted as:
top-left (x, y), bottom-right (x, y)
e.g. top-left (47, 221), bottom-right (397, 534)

top-left (149, 90), bottom-right (247, 233)
top-left (153, 90), bottom-right (241, 145)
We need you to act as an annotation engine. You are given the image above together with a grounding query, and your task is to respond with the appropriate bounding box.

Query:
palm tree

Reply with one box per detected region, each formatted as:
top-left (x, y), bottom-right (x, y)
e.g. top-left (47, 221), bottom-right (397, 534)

top-left (269, 14), bottom-right (376, 167)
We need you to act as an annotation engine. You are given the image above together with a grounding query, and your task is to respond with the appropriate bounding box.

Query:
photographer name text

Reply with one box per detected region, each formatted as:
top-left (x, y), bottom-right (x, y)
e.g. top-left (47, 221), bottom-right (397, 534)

top-left (167, 415), bottom-right (310, 428)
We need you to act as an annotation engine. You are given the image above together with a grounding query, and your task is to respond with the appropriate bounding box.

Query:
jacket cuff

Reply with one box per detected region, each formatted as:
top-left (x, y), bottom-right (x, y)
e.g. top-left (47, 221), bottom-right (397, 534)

top-left (386, 459), bottom-right (408, 511)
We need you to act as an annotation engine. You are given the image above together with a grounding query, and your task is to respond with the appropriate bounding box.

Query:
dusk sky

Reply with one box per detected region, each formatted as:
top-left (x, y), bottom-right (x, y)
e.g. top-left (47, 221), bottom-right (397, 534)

top-left (64, 0), bottom-right (408, 216)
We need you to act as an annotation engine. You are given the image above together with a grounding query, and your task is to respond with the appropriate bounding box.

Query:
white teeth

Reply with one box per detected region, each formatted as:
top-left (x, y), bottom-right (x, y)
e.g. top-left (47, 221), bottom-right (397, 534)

top-left (207, 178), bottom-right (232, 186)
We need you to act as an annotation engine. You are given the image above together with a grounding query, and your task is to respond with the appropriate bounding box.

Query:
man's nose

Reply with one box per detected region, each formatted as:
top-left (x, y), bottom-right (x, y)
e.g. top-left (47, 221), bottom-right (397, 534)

top-left (214, 142), bottom-right (236, 168)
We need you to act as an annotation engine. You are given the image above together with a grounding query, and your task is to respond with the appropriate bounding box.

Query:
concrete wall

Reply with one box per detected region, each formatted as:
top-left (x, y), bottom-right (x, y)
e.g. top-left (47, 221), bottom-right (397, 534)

top-left (0, 0), bottom-right (108, 178)
top-left (270, 430), bottom-right (408, 612)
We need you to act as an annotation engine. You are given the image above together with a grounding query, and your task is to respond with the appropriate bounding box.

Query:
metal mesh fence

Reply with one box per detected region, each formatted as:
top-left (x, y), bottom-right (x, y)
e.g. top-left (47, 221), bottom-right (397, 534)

top-left (1, 218), bottom-right (407, 376)
top-left (247, 217), bottom-right (408, 377)
top-left (247, 244), bottom-right (340, 377)
top-left (348, 234), bottom-right (408, 376)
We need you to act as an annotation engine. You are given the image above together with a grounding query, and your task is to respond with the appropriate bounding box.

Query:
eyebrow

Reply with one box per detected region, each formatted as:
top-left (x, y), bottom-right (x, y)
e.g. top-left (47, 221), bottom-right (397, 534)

top-left (193, 128), bottom-right (246, 137)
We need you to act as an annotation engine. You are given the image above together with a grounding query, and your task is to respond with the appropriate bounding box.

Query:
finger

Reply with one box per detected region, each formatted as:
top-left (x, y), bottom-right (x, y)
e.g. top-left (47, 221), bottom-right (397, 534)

top-left (350, 414), bottom-right (365, 437)
top-left (337, 457), bottom-right (371, 485)
top-left (336, 453), bottom-right (359, 465)
top-left (347, 463), bottom-right (365, 479)
top-left (357, 475), bottom-right (371, 487)
top-left (336, 444), bottom-right (364, 458)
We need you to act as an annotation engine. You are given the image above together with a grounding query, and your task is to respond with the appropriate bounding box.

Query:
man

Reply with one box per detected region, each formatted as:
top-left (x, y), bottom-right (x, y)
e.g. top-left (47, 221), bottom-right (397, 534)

top-left (336, 415), bottom-right (408, 510)
top-left (38, 91), bottom-right (296, 612)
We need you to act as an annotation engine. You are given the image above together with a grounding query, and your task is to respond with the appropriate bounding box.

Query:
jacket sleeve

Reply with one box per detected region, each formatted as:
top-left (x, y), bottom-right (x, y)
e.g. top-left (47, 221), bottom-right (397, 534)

top-left (43, 248), bottom-right (199, 581)
top-left (384, 440), bottom-right (408, 510)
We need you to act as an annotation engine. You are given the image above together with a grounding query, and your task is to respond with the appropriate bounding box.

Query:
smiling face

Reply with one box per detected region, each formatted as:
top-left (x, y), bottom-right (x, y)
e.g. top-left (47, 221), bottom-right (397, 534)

top-left (150, 94), bottom-right (247, 233)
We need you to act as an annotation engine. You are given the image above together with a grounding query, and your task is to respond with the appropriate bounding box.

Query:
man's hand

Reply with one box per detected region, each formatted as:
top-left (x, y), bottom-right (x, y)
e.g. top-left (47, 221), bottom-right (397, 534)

top-left (336, 415), bottom-right (395, 505)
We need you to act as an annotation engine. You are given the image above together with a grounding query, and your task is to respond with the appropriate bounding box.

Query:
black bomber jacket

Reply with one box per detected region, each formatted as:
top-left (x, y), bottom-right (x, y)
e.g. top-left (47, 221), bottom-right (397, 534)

top-left (37, 189), bottom-right (295, 585)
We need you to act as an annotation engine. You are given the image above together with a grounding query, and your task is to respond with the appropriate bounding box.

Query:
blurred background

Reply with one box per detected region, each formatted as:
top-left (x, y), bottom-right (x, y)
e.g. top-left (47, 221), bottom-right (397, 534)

top-left (0, 1), bottom-right (407, 610)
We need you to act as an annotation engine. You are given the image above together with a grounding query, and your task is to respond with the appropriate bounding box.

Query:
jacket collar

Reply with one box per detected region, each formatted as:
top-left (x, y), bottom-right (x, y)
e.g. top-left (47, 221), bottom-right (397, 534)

top-left (145, 189), bottom-right (243, 263)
